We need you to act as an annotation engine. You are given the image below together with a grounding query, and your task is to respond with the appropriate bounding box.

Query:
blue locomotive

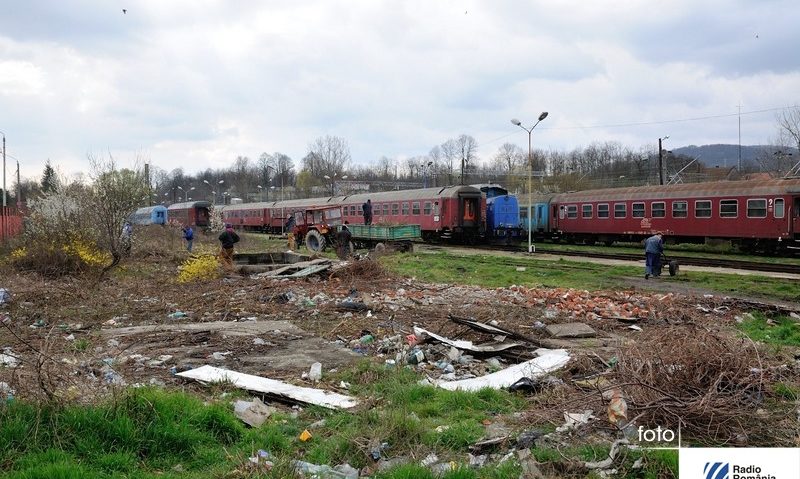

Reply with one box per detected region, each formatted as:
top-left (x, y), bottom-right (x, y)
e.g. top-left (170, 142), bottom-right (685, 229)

top-left (472, 184), bottom-right (523, 244)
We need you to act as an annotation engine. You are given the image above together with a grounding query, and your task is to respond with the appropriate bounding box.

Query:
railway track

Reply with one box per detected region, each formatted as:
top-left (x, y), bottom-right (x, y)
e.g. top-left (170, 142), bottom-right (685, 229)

top-left (456, 244), bottom-right (800, 275)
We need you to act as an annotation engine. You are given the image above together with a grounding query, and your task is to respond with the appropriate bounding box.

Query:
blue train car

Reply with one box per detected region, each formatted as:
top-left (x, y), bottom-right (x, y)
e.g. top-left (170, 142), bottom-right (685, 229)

top-left (472, 184), bottom-right (523, 243)
top-left (520, 195), bottom-right (556, 238)
top-left (131, 205), bottom-right (168, 225)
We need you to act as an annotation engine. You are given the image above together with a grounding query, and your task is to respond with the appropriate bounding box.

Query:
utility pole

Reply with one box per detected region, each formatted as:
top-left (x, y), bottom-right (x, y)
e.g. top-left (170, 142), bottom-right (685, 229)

top-left (144, 163), bottom-right (151, 206)
top-left (16, 161), bottom-right (20, 207)
top-left (2, 132), bottom-right (6, 208)
top-left (737, 102), bottom-right (742, 171)
top-left (658, 136), bottom-right (669, 185)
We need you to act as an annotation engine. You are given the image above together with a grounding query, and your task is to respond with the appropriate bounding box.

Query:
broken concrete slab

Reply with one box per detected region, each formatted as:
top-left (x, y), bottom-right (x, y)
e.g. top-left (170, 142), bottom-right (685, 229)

top-left (178, 365), bottom-right (359, 409)
top-left (545, 322), bottom-right (596, 338)
top-left (434, 349), bottom-right (570, 392)
top-left (233, 397), bottom-right (277, 427)
top-left (413, 326), bottom-right (524, 353)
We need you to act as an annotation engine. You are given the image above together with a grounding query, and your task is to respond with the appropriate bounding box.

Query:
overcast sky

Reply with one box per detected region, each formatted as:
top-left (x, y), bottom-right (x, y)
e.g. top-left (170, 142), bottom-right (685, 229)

top-left (1, 0), bottom-right (799, 181)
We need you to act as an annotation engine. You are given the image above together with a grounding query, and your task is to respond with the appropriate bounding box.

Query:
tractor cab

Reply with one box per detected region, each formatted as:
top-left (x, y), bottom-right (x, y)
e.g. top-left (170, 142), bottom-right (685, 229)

top-left (291, 206), bottom-right (344, 252)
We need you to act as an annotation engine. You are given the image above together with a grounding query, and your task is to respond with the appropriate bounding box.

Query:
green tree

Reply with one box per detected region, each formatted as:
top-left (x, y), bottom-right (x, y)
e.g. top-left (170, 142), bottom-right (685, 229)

top-left (41, 160), bottom-right (58, 193)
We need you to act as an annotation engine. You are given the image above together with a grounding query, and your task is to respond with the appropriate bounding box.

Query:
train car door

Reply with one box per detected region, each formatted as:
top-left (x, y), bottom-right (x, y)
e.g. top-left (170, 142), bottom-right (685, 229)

top-left (793, 197), bottom-right (800, 237)
top-left (461, 196), bottom-right (479, 227)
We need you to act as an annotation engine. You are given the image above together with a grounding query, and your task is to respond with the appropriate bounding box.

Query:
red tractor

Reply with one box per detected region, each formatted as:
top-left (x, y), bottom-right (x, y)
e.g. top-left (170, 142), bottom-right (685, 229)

top-left (291, 206), bottom-right (346, 253)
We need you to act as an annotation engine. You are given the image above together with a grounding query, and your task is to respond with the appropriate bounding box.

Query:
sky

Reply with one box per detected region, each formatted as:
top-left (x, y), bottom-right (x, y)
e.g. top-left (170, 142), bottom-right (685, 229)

top-left (1, 0), bottom-right (799, 182)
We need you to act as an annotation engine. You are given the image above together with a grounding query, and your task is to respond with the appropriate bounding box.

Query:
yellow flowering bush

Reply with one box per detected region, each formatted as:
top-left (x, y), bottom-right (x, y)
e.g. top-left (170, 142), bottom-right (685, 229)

top-left (63, 240), bottom-right (111, 267)
top-left (177, 253), bottom-right (222, 283)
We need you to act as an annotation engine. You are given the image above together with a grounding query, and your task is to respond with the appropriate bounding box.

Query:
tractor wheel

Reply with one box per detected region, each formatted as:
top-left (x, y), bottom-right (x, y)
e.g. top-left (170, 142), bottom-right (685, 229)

top-left (305, 229), bottom-right (326, 252)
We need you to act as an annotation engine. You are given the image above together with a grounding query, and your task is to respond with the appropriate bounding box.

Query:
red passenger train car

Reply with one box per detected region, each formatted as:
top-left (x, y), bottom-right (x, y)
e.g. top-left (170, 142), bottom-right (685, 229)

top-left (167, 201), bottom-right (212, 228)
top-left (222, 186), bottom-right (484, 241)
top-left (548, 179), bottom-right (800, 253)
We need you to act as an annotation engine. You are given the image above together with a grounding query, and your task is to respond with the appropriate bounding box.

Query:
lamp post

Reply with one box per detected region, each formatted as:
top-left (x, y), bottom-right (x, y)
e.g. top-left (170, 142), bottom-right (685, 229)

top-left (257, 185), bottom-right (263, 201)
top-left (511, 112), bottom-right (549, 254)
top-left (324, 173), bottom-right (347, 196)
top-left (658, 136), bottom-right (669, 185)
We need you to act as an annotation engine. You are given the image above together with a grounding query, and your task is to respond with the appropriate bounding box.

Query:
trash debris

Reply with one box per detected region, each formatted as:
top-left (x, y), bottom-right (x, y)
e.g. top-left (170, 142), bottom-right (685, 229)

top-left (168, 311), bottom-right (188, 319)
top-left (0, 349), bottom-right (19, 368)
top-left (420, 453), bottom-right (439, 467)
top-left (606, 389), bottom-right (628, 427)
top-left (627, 325), bottom-right (643, 332)
top-left (211, 351), bottom-right (232, 361)
top-left (407, 349), bottom-right (425, 365)
top-left (299, 429), bottom-right (313, 442)
top-left (468, 453), bottom-right (487, 468)
top-left (0, 289), bottom-right (10, 305)
top-left (434, 349), bottom-right (570, 391)
top-left (248, 449), bottom-right (274, 468)
top-left (337, 300), bottom-right (367, 312)
top-left (585, 439), bottom-right (628, 469)
top-left (308, 362), bottom-right (322, 382)
top-left (545, 322), bottom-right (596, 338)
top-left (253, 337), bottom-right (266, 345)
top-left (293, 460), bottom-right (358, 478)
top-left (515, 267), bottom-right (526, 272)
top-left (413, 326), bottom-right (524, 353)
top-left (555, 410), bottom-right (594, 432)
top-left (516, 429), bottom-right (544, 449)
top-left (516, 449), bottom-right (545, 479)
top-left (234, 397), bottom-right (277, 427)
top-left (177, 365), bottom-right (358, 409)
top-left (508, 375), bottom-right (563, 394)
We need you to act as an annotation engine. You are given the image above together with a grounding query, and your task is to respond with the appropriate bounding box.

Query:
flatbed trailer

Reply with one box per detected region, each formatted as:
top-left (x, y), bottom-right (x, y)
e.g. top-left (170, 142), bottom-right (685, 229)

top-left (345, 224), bottom-right (421, 252)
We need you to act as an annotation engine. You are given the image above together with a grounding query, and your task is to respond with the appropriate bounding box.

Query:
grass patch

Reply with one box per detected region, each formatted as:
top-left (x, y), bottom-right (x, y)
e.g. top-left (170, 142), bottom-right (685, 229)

top-left (381, 250), bottom-right (800, 301)
top-left (738, 313), bottom-right (800, 346)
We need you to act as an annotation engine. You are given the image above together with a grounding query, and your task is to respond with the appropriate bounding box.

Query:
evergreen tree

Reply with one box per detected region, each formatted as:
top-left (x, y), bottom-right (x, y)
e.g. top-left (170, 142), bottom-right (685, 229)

top-left (41, 161), bottom-right (58, 193)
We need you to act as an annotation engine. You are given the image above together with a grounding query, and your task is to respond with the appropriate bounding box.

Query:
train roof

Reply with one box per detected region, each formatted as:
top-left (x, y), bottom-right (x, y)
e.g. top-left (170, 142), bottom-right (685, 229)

top-left (134, 205), bottom-right (167, 214)
top-left (222, 185), bottom-right (481, 211)
top-left (553, 178), bottom-right (800, 202)
top-left (167, 201), bottom-right (212, 210)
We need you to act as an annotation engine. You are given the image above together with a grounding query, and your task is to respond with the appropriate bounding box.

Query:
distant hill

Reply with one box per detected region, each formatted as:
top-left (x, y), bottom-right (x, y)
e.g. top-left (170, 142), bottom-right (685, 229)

top-left (673, 144), bottom-right (798, 168)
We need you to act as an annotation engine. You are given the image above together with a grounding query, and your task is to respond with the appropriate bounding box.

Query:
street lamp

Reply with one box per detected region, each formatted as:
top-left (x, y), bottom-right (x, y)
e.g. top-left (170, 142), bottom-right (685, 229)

top-left (257, 185), bottom-right (263, 201)
top-left (0, 130), bottom-right (6, 208)
top-left (511, 111), bottom-right (549, 254)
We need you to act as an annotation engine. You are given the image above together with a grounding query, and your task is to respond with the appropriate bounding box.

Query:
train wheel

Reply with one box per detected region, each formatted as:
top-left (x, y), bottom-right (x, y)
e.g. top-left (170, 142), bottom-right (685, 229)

top-left (305, 230), bottom-right (326, 252)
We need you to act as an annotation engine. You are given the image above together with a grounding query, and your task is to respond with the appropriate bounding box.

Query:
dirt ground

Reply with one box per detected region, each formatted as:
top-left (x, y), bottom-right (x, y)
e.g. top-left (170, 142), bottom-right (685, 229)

top-left (1, 236), bottom-right (799, 450)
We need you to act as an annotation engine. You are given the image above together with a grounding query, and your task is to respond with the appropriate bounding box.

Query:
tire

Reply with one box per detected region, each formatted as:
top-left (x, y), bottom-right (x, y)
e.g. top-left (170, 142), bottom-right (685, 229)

top-left (668, 260), bottom-right (679, 276)
top-left (374, 242), bottom-right (386, 253)
top-left (305, 229), bottom-right (326, 252)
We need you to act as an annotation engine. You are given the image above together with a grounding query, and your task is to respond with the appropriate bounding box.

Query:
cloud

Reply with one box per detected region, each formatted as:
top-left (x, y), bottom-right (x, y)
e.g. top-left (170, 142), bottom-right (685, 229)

top-left (1, 0), bottom-right (799, 181)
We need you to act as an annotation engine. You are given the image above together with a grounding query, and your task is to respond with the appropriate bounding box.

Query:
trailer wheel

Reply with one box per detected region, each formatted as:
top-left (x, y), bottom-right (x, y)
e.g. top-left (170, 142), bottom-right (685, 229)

top-left (668, 260), bottom-right (679, 276)
top-left (305, 229), bottom-right (326, 252)
top-left (374, 242), bottom-right (386, 253)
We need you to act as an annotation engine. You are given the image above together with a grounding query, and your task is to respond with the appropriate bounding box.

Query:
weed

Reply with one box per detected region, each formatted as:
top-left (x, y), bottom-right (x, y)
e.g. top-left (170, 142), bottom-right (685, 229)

top-left (774, 382), bottom-right (799, 400)
top-left (71, 338), bottom-right (90, 352)
top-left (738, 313), bottom-right (800, 346)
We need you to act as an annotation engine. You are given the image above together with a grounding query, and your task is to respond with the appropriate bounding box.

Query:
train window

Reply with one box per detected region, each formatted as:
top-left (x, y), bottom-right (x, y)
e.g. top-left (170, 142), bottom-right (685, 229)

top-left (412, 202), bottom-right (421, 215)
top-left (402, 203), bottom-right (409, 215)
top-left (747, 199), bottom-right (767, 218)
top-left (348, 205), bottom-right (355, 216)
top-left (382, 204), bottom-right (390, 216)
top-left (358, 204), bottom-right (363, 214)
top-left (392, 203), bottom-right (399, 215)
top-left (720, 200), bottom-right (738, 218)
top-left (672, 201), bottom-right (687, 218)
top-left (424, 202), bottom-right (432, 215)
top-left (632, 203), bottom-right (645, 218)
top-left (582, 204), bottom-right (592, 218)
top-left (566, 205), bottom-right (578, 219)
top-left (652, 202), bottom-right (666, 218)
top-left (597, 204), bottom-right (609, 218)
top-left (614, 203), bottom-right (626, 218)
top-left (775, 198), bottom-right (785, 218)
top-left (695, 200), bottom-right (712, 218)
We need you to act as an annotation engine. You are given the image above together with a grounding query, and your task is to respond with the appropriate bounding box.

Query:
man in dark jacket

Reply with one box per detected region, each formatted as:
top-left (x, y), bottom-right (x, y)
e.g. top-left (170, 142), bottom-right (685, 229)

top-left (218, 223), bottom-right (240, 269)
top-left (336, 223), bottom-right (352, 259)
top-left (182, 226), bottom-right (194, 252)
top-left (363, 199), bottom-right (372, 225)
top-left (644, 232), bottom-right (663, 279)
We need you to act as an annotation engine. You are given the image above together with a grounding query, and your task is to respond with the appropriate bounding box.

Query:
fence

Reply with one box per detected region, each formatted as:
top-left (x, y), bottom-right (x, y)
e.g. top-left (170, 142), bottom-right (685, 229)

top-left (0, 207), bottom-right (23, 242)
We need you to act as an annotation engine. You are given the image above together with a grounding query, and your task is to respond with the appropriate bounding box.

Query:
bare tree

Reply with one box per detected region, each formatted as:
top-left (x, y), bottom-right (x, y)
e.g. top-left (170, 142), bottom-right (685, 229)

top-left (493, 143), bottom-right (524, 174)
top-left (777, 106), bottom-right (800, 154)
top-left (457, 134), bottom-right (479, 183)
top-left (440, 139), bottom-right (459, 185)
top-left (305, 135), bottom-right (351, 179)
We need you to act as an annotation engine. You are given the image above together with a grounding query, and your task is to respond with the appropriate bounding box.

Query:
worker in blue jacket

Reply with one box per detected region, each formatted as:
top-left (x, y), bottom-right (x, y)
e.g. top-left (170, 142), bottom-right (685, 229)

top-left (182, 226), bottom-right (194, 252)
top-left (644, 232), bottom-right (664, 279)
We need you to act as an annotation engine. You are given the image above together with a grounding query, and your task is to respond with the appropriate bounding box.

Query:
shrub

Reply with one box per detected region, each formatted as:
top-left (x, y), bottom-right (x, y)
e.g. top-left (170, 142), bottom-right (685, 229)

top-left (177, 253), bottom-right (221, 283)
